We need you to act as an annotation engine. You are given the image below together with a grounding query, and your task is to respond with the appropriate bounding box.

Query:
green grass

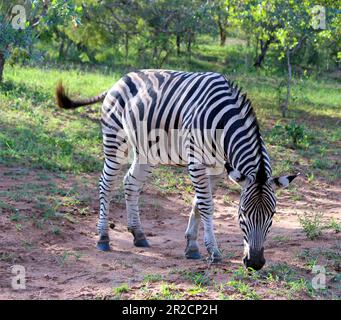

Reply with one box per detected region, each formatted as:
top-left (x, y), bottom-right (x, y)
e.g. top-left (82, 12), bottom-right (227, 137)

top-left (180, 270), bottom-right (211, 286)
top-left (143, 273), bottom-right (163, 283)
top-left (1, 62), bottom-right (339, 187)
top-left (113, 284), bottom-right (130, 295)
top-left (0, 66), bottom-right (117, 172)
top-left (227, 280), bottom-right (260, 300)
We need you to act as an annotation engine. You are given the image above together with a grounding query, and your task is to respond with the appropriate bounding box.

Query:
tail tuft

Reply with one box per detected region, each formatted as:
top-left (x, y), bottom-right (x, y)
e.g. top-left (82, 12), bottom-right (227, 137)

top-left (55, 81), bottom-right (75, 109)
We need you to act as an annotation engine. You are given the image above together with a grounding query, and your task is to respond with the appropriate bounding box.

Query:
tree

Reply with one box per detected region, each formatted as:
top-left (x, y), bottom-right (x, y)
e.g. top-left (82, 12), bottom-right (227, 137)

top-left (0, 0), bottom-right (82, 82)
top-left (209, 0), bottom-right (241, 46)
top-left (270, 0), bottom-right (319, 116)
top-left (0, 1), bottom-right (33, 82)
top-left (236, 0), bottom-right (338, 116)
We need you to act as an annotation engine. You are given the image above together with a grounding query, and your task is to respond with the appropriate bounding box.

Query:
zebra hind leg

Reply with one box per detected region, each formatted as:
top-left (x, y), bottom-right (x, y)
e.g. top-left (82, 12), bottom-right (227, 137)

top-left (124, 162), bottom-right (153, 247)
top-left (97, 159), bottom-right (121, 251)
top-left (97, 133), bottom-right (128, 252)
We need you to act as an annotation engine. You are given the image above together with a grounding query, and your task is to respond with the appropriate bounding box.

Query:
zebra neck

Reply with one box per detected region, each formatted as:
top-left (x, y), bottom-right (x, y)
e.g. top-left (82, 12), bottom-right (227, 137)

top-left (224, 130), bottom-right (272, 183)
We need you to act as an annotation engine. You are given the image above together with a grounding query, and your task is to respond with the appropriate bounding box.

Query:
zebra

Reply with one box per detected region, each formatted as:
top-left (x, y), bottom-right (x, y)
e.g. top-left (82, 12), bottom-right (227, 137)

top-left (56, 69), bottom-right (299, 270)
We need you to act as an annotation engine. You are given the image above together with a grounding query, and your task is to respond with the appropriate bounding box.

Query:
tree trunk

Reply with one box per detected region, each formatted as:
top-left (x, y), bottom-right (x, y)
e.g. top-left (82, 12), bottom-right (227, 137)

top-left (176, 34), bottom-right (181, 56)
top-left (125, 32), bottom-right (129, 63)
top-left (254, 39), bottom-right (271, 68)
top-left (245, 37), bottom-right (251, 70)
top-left (187, 31), bottom-right (192, 59)
top-left (281, 49), bottom-right (292, 117)
top-left (0, 52), bottom-right (5, 83)
top-left (218, 20), bottom-right (226, 46)
top-left (64, 39), bottom-right (72, 58)
top-left (58, 38), bottom-right (65, 60)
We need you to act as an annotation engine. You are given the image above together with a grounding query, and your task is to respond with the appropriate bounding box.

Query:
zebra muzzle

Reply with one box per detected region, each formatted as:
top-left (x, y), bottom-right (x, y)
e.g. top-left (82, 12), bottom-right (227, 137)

top-left (243, 247), bottom-right (266, 271)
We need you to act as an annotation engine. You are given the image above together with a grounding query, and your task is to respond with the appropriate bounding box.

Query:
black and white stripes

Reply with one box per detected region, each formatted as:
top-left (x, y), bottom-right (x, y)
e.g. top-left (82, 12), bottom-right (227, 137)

top-left (56, 69), bottom-right (299, 269)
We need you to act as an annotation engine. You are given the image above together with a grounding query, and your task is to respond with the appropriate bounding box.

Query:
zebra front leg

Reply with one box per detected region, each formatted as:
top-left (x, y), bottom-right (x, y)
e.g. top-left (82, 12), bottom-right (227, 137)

top-left (124, 162), bottom-right (153, 247)
top-left (185, 197), bottom-right (201, 259)
top-left (202, 213), bottom-right (222, 263)
top-left (188, 164), bottom-right (222, 263)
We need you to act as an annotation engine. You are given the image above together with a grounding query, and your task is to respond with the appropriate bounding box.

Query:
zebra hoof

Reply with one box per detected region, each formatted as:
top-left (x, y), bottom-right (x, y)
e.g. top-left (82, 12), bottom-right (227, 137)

top-left (185, 250), bottom-right (202, 260)
top-left (210, 251), bottom-right (222, 263)
top-left (96, 241), bottom-right (111, 252)
top-left (134, 238), bottom-right (150, 247)
top-left (210, 255), bottom-right (222, 263)
top-left (97, 235), bottom-right (111, 251)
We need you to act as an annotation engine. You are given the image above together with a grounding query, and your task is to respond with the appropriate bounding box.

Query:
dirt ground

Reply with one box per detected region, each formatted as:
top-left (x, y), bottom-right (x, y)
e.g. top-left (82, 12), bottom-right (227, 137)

top-left (0, 164), bottom-right (340, 300)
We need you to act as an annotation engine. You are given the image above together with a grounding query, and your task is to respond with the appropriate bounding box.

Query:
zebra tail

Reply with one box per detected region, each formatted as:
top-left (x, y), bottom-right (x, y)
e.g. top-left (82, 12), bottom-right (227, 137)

top-left (55, 81), bottom-right (108, 109)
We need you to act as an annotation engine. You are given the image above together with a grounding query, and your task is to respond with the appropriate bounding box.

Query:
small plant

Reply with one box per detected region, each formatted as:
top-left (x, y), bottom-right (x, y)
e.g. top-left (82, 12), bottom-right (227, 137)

top-left (285, 121), bottom-right (306, 147)
top-left (232, 266), bottom-right (252, 280)
top-left (56, 251), bottom-right (82, 266)
top-left (51, 225), bottom-right (61, 235)
top-left (265, 263), bottom-right (295, 282)
top-left (143, 273), bottom-right (163, 283)
top-left (158, 283), bottom-right (181, 299)
top-left (113, 284), bottom-right (130, 296)
top-left (57, 251), bottom-right (70, 266)
top-left (223, 194), bottom-right (230, 204)
top-left (227, 280), bottom-right (260, 300)
top-left (272, 235), bottom-right (291, 243)
top-left (74, 251), bottom-right (83, 261)
top-left (299, 213), bottom-right (323, 240)
top-left (305, 258), bottom-right (318, 269)
top-left (324, 218), bottom-right (341, 233)
top-left (285, 279), bottom-right (309, 298)
top-left (160, 283), bottom-right (172, 297)
top-left (312, 158), bottom-right (330, 170)
top-left (0, 252), bottom-right (17, 262)
top-left (10, 211), bottom-right (21, 222)
top-left (22, 240), bottom-right (32, 249)
top-left (307, 173), bottom-right (315, 183)
top-left (182, 270), bottom-right (211, 286)
top-left (187, 285), bottom-right (207, 295)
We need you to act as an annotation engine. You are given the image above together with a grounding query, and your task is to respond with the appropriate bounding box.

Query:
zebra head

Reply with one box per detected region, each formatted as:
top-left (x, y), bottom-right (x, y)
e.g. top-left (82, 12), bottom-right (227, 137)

top-left (228, 169), bottom-right (299, 270)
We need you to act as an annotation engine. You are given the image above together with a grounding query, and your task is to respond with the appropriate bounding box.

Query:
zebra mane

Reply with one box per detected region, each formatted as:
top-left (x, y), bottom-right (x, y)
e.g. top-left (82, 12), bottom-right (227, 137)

top-left (224, 76), bottom-right (271, 184)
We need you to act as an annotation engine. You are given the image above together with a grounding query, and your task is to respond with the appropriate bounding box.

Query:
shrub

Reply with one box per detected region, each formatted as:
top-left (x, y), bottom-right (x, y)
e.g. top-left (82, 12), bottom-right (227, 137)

top-left (299, 213), bottom-right (323, 240)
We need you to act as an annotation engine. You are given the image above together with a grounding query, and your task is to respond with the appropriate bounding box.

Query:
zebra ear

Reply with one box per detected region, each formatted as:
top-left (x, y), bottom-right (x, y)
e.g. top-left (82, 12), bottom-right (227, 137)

top-left (225, 163), bottom-right (250, 188)
top-left (270, 173), bottom-right (300, 190)
top-left (228, 170), bottom-right (250, 188)
top-left (225, 162), bottom-right (249, 187)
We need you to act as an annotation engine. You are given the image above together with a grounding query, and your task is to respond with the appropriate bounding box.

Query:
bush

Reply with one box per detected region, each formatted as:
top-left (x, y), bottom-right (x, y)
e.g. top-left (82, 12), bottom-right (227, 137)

top-left (268, 120), bottom-right (311, 149)
top-left (299, 213), bottom-right (323, 240)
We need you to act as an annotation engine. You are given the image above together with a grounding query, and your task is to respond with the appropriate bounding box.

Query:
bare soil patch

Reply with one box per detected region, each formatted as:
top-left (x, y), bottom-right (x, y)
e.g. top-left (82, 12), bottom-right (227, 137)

top-left (0, 165), bottom-right (340, 299)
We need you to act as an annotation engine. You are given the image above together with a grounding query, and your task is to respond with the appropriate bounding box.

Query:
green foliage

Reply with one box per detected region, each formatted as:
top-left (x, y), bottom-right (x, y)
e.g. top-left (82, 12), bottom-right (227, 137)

top-left (299, 213), bottom-right (323, 240)
top-left (284, 121), bottom-right (308, 147)
top-left (268, 120), bottom-right (311, 149)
